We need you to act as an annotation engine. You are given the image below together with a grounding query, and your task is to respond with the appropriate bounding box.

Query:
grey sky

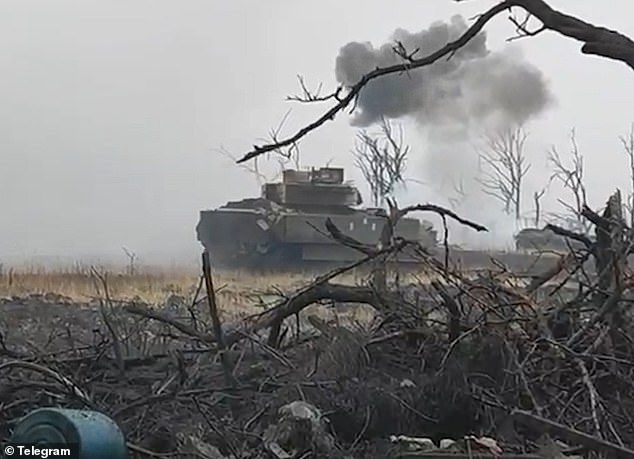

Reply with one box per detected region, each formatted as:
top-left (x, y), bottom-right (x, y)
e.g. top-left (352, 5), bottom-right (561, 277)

top-left (1, 1), bottom-right (633, 265)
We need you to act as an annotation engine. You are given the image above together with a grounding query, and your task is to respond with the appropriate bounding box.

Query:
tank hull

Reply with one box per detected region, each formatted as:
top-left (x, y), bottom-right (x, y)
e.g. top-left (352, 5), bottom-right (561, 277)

top-left (196, 206), bottom-right (565, 275)
top-left (196, 203), bottom-right (437, 269)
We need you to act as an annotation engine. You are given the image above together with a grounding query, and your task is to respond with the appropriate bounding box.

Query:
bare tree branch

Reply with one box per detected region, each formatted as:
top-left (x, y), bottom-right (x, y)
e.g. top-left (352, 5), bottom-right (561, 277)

top-left (237, 2), bottom-right (511, 164)
top-left (287, 75), bottom-right (343, 103)
top-left (548, 129), bottom-right (589, 232)
top-left (477, 124), bottom-right (530, 220)
top-left (217, 108), bottom-right (301, 186)
top-left (353, 117), bottom-right (409, 207)
top-left (218, 146), bottom-right (270, 188)
top-left (620, 123), bottom-right (634, 228)
top-left (238, 0), bottom-right (634, 164)
top-left (396, 203), bottom-right (488, 233)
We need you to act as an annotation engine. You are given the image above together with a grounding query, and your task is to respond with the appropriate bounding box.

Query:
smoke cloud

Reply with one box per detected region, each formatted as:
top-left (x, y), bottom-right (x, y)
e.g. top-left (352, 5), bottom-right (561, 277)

top-left (335, 15), bottom-right (555, 248)
top-left (334, 15), bottom-right (553, 129)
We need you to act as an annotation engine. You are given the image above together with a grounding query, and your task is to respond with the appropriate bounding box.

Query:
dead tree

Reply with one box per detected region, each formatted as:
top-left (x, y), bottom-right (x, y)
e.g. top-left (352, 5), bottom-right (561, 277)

top-left (620, 123), bottom-right (634, 228)
top-left (448, 177), bottom-right (468, 211)
top-left (533, 188), bottom-right (546, 227)
top-left (122, 247), bottom-right (137, 276)
top-left (548, 129), bottom-right (589, 231)
top-left (238, 1), bottom-right (634, 164)
top-left (583, 191), bottom-right (627, 295)
top-left (477, 125), bottom-right (530, 220)
top-left (352, 117), bottom-right (408, 207)
top-left (351, 119), bottom-right (410, 289)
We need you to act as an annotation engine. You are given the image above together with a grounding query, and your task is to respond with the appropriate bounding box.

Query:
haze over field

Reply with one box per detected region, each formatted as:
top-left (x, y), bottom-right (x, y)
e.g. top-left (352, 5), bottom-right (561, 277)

top-left (1, 1), bottom-right (633, 266)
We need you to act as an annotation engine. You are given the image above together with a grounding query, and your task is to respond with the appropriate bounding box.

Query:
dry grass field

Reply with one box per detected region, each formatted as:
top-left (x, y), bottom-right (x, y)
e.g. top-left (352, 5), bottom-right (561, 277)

top-left (0, 261), bottom-right (525, 304)
top-left (0, 263), bottom-right (380, 319)
top-left (0, 265), bottom-right (198, 303)
top-left (0, 262), bottom-right (455, 334)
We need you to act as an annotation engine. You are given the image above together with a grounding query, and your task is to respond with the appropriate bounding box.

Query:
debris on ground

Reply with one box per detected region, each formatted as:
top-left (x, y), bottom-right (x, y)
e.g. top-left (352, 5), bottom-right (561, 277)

top-left (2, 195), bottom-right (634, 458)
top-left (264, 401), bottom-right (336, 458)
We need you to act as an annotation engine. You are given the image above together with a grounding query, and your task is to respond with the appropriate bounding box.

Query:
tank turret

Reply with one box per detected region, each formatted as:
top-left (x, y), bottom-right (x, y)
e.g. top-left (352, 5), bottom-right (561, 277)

top-left (262, 167), bottom-right (362, 210)
top-left (196, 167), bottom-right (438, 268)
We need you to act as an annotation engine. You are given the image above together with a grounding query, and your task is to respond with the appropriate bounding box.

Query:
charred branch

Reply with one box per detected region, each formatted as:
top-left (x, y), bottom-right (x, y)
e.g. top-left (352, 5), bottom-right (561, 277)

top-left (323, 217), bottom-right (380, 256)
top-left (544, 224), bottom-right (594, 250)
top-left (256, 283), bottom-right (389, 348)
top-left (513, 410), bottom-right (634, 459)
top-left (202, 251), bottom-right (236, 386)
top-left (396, 203), bottom-right (488, 233)
top-left (431, 280), bottom-right (461, 341)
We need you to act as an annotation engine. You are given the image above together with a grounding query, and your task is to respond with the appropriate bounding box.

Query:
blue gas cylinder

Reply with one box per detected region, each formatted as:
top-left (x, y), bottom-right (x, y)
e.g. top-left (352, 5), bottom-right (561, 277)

top-left (9, 408), bottom-right (128, 459)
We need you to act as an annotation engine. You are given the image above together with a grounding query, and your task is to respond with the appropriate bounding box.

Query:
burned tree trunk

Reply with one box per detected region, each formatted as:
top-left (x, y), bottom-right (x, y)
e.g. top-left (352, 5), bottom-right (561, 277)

top-left (583, 190), bottom-right (627, 296)
top-left (533, 189), bottom-right (546, 227)
top-left (372, 206), bottom-right (396, 294)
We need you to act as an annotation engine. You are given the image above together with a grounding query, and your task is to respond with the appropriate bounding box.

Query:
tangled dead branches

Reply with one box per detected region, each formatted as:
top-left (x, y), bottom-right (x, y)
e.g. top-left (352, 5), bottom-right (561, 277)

top-left (2, 192), bottom-right (634, 458)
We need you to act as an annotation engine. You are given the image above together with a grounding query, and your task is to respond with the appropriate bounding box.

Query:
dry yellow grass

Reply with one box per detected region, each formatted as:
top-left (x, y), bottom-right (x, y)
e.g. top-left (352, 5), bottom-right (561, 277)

top-left (0, 265), bottom-right (374, 318)
top-left (0, 264), bottom-right (441, 331)
top-left (0, 263), bottom-right (499, 331)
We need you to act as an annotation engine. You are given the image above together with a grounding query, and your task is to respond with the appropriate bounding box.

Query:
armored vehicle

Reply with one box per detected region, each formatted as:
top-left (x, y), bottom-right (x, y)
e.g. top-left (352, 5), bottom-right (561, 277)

top-left (196, 167), bottom-right (438, 268)
top-left (515, 227), bottom-right (589, 252)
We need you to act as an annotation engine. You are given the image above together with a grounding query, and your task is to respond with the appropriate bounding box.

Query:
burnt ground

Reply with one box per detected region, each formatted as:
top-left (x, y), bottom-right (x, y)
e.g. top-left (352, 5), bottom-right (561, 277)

top-left (1, 267), bottom-right (634, 459)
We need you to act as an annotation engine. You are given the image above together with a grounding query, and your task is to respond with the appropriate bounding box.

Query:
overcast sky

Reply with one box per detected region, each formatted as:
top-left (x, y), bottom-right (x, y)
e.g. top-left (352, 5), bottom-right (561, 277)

top-left (1, 1), bottom-right (633, 266)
